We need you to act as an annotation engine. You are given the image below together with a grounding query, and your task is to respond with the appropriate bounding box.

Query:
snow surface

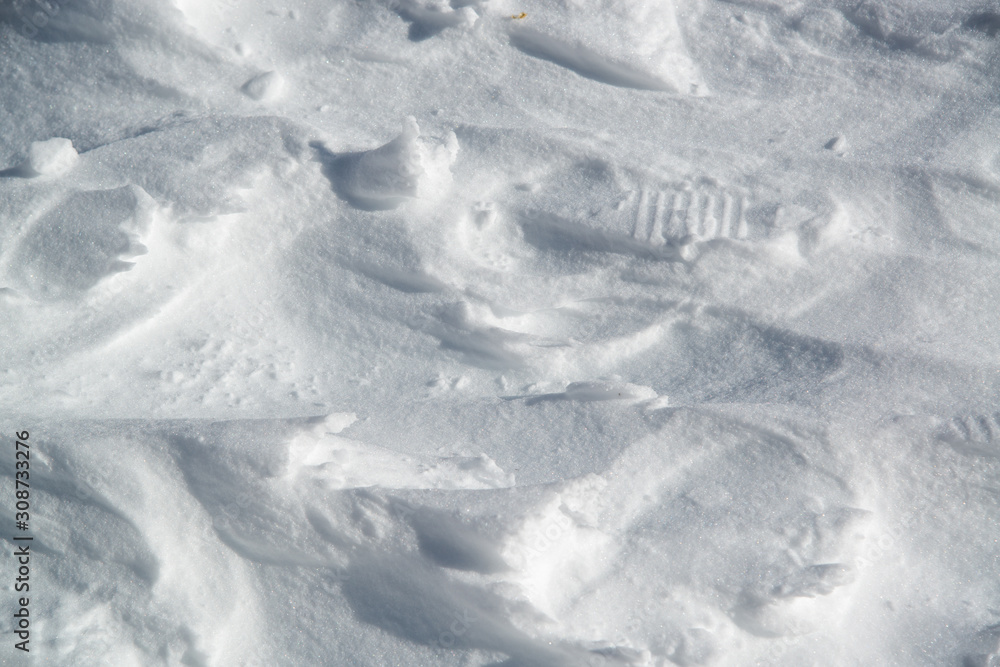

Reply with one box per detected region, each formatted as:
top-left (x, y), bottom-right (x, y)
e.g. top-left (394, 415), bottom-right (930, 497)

top-left (1, 0), bottom-right (999, 665)
top-left (24, 138), bottom-right (79, 178)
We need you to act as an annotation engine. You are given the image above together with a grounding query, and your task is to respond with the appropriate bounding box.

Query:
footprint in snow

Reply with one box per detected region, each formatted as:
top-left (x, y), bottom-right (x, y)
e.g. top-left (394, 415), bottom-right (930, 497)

top-left (519, 181), bottom-right (854, 263)
top-left (937, 413), bottom-right (1000, 457)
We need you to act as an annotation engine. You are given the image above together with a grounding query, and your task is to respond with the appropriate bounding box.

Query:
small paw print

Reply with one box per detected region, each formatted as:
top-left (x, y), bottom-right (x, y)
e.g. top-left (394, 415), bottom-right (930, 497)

top-left (473, 201), bottom-right (497, 228)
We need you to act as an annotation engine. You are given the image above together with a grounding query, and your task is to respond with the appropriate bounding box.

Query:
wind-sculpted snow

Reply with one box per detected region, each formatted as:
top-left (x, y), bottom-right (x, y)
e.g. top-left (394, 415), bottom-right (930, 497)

top-left (509, 29), bottom-right (678, 93)
top-left (6, 185), bottom-right (151, 298)
top-left (507, 0), bottom-right (704, 94)
top-left (2, 0), bottom-right (1000, 664)
top-left (392, 0), bottom-right (479, 41)
top-left (314, 117), bottom-right (459, 211)
top-left (15, 404), bottom-right (996, 665)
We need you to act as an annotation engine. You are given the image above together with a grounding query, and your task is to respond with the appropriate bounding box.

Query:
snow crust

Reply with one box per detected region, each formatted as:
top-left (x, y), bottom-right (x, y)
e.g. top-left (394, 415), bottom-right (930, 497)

top-left (2, 0), bottom-right (1000, 665)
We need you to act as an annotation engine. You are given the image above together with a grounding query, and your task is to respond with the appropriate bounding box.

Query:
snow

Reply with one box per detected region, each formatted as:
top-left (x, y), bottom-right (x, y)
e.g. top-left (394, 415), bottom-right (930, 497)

top-left (240, 70), bottom-right (285, 102)
top-left (24, 138), bottom-right (79, 177)
top-left (1, 0), bottom-right (1000, 665)
top-left (325, 116), bottom-right (459, 210)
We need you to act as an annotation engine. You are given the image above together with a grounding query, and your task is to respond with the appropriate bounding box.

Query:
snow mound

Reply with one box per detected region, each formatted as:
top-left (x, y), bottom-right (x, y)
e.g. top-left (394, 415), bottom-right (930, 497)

top-left (326, 117), bottom-right (459, 210)
top-left (241, 71), bottom-right (284, 101)
top-left (394, 0), bottom-right (479, 40)
top-left (25, 137), bottom-right (79, 177)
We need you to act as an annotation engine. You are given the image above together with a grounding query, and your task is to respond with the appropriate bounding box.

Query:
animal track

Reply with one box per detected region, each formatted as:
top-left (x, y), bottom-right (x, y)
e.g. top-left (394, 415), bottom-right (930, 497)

top-left (472, 200), bottom-right (497, 228)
